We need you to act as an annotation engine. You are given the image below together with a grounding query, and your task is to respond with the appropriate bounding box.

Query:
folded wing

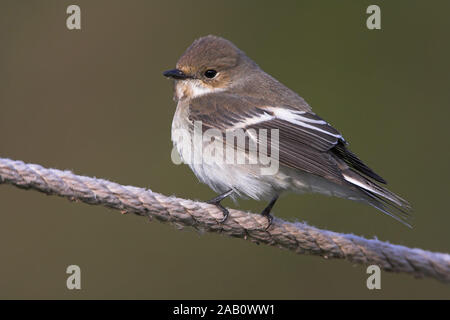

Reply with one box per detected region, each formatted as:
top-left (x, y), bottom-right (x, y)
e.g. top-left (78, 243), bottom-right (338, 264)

top-left (188, 93), bottom-right (412, 226)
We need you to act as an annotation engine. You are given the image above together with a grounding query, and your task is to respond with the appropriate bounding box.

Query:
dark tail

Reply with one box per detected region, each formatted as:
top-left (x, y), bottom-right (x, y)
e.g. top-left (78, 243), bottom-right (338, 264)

top-left (342, 169), bottom-right (413, 228)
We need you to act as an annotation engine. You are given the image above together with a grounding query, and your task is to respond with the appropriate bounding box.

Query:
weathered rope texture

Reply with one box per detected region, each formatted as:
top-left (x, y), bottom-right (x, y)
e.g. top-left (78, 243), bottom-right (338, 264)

top-left (0, 157), bottom-right (449, 283)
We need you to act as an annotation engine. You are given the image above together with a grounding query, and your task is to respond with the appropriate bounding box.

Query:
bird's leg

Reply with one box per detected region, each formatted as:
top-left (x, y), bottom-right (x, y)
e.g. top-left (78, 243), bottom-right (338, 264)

top-left (206, 189), bottom-right (234, 223)
top-left (260, 195), bottom-right (279, 230)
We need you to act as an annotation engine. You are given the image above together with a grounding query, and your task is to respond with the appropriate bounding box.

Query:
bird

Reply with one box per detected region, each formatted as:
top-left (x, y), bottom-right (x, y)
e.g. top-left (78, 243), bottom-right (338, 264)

top-left (163, 35), bottom-right (412, 229)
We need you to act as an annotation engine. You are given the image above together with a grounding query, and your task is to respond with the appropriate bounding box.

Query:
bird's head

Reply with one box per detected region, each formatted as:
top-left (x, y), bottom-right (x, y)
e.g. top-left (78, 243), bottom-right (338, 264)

top-left (163, 35), bottom-right (257, 100)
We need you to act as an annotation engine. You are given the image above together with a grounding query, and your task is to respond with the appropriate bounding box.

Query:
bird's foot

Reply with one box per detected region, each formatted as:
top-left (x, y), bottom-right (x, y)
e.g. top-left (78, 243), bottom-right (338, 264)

top-left (207, 202), bottom-right (230, 223)
top-left (260, 195), bottom-right (279, 230)
top-left (261, 210), bottom-right (273, 230)
top-left (206, 189), bottom-right (234, 223)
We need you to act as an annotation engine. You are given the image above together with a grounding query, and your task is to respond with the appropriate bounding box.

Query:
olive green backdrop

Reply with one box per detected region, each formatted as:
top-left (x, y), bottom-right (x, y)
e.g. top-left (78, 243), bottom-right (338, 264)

top-left (0, 0), bottom-right (449, 299)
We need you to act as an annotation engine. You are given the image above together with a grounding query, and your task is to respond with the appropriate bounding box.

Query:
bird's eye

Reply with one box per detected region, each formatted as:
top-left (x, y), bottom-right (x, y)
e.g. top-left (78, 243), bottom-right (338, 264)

top-left (204, 69), bottom-right (217, 78)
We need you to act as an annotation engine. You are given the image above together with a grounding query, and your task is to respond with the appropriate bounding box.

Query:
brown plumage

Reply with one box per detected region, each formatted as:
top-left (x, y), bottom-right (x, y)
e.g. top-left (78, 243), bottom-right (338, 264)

top-left (164, 35), bottom-right (412, 228)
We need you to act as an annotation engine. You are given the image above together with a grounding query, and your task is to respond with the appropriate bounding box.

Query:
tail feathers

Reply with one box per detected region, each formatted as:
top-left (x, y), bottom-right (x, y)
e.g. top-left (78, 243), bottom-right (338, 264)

top-left (362, 189), bottom-right (413, 228)
top-left (343, 170), bottom-right (413, 228)
top-left (332, 142), bottom-right (387, 184)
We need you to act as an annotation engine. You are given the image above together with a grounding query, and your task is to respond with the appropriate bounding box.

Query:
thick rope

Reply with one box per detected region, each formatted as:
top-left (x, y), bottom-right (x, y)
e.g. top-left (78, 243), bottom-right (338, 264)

top-left (0, 157), bottom-right (449, 283)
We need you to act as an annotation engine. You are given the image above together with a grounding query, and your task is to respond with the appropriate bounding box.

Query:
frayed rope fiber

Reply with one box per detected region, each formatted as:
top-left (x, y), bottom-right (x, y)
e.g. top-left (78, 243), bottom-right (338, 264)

top-left (0, 157), bottom-right (449, 283)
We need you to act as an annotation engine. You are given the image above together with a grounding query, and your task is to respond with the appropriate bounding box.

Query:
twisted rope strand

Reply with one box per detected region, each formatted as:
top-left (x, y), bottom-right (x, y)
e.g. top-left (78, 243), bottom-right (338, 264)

top-left (0, 157), bottom-right (449, 283)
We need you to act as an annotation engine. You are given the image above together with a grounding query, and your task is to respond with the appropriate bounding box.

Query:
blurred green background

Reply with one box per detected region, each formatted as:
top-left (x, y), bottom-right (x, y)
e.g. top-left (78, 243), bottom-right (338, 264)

top-left (0, 0), bottom-right (449, 299)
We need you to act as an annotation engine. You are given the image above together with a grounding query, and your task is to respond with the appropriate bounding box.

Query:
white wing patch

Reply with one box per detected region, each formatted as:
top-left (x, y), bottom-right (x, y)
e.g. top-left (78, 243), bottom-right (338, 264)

top-left (230, 112), bottom-right (275, 129)
top-left (267, 107), bottom-right (343, 139)
top-left (225, 107), bottom-right (344, 147)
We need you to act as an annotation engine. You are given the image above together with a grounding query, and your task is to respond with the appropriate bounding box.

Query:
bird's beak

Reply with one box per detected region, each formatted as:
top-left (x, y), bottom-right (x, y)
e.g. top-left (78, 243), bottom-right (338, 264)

top-left (163, 68), bottom-right (189, 80)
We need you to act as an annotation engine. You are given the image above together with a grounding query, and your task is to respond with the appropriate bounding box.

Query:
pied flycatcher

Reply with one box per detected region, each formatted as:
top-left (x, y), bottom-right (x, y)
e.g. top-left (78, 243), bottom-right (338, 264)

top-left (163, 35), bottom-right (411, 228)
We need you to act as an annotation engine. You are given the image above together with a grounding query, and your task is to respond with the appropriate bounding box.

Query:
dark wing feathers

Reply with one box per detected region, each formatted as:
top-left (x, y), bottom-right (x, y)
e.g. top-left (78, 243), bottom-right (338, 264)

top-left (250, 119), bottom-right (343, 181)
top-left (188, 94), bottom-right (268, 130)
top-left (188, 93), bottom-right (386, 184)
top-left (189, 94), bottom-right (347, 183)
top-left (331, 141), bottom-right (387, 184)
top-left (267, 118), bottom-right (337, 151)
top-left (187, 92), bottom-right (411, 226)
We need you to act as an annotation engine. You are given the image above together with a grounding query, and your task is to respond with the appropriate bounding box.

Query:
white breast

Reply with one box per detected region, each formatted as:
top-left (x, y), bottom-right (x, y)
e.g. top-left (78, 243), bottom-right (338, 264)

top-left (171, 102), bottom-right (193, 164)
